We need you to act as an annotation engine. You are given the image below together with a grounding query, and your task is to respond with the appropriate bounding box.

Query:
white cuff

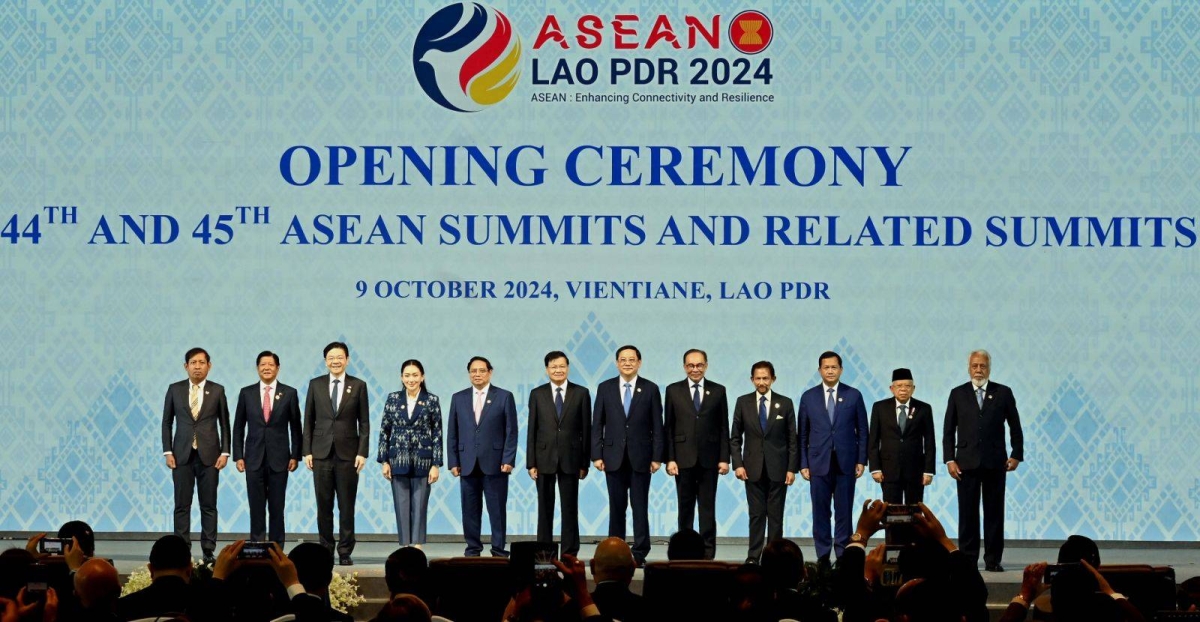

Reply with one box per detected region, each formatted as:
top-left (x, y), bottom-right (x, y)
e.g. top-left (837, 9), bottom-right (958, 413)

top-left (286, 584), bottom-right (307, 599)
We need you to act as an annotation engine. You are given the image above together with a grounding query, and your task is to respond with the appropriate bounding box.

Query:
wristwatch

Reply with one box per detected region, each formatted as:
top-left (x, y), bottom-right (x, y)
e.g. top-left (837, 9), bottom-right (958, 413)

top-left (849, 532), bottom-right (867, 545)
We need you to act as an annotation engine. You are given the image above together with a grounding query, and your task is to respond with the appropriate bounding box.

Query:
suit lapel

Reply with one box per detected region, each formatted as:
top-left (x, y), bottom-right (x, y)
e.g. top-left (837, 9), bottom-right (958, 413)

top-left (336, 377), bottom-right (353, 415)
top-left (478, 387), bottom-right (495, 426)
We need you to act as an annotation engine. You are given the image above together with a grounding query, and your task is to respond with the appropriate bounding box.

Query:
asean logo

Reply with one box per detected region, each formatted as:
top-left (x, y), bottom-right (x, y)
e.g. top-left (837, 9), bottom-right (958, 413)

top-left (728, 10), bottom-right (773, 54)
top-left (413, 2), bottom-right (522, 112)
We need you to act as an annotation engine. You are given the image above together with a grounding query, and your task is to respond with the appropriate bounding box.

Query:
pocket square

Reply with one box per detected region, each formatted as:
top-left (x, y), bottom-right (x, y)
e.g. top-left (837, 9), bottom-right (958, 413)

top-left (775, 415), bottom-right (784, 420)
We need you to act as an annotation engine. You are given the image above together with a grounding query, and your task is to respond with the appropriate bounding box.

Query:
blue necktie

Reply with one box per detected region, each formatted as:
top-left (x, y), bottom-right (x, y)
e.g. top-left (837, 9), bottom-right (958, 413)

top-left (759, 396), bottom-right (768, 432)
top-left (623, 383), bottom-right (632, 415)
top-left (976, 387), bottom-right (984, 410)
top-left (692, 383), bottom-right (701, 412)
top-left (826, 387), bottom-right (835, 424)
top-left (555, 387), bottom-right (564, 420)
top-left (330, 379), bottom-right (340, 411)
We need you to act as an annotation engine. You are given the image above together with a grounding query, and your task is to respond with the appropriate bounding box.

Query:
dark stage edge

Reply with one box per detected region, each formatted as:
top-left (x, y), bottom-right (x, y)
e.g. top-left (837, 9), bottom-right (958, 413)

top-left (4, 534), bottom-right (1197, 622)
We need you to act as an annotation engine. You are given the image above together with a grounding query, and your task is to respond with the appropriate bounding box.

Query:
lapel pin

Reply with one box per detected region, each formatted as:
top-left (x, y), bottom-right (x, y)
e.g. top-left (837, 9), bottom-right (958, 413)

top-left (347, 388), bottom-right (352, 394)
top-left (637, 388), bottom-right (642, 393)
top-left (205, 391), bottom-right (210, 395)
top-left (987, 395), bottom-right (993, 400)
top-left (705, 390), bottom-right (710, 395)
top-left (838, 398), bottom-right (843, 403)
top-left (400, 405), bottom-right (405, 410)
top-left (275, 393), bottom-right (281, 400)
top-left (418, 401), bottom-right (425, 407)
top-left (487, 400), bottom-right (492, 404)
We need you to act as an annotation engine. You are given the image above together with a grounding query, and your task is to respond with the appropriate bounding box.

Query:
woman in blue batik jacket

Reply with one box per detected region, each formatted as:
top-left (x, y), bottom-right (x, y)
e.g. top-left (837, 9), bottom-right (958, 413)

top-left (378, 359), bottom-right (442, 548)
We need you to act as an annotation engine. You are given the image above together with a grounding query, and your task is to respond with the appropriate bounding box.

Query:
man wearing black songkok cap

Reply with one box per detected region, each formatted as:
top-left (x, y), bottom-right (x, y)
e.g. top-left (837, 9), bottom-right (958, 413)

top-left (867, 368), bottom-right (936, 503)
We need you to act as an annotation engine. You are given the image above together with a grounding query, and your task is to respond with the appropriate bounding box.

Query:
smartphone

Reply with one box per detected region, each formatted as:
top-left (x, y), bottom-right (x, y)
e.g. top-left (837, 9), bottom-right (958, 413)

top-left (1045, 562), bottom-right (1079, 584)
top-left (511, 541), bottom-right (560, 589)
top-left (26, 564), bottom-right (50, 602)
top-left (38, 537), bottom-right (69, 555)
top-left (237, 541), bottom-right (274, 560)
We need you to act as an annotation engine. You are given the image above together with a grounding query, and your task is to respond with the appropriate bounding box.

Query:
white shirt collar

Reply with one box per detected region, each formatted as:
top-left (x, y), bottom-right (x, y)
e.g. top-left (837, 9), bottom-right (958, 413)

top-left (475, 383), bottom-right (491, 395)
top-left (259, 381), bottom-right (278, 392)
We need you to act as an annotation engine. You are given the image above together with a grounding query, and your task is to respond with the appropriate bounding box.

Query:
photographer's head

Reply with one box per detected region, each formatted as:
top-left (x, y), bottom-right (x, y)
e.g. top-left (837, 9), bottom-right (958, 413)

top-left (74, 558), bottom-right (120, 611)
top-left (289, 542), bottom-right (334, 597)
top-left (1050, 564), bottom-right (1120, 621)
top-left (760, 539), bottom-right (805, 591)
top-left (58, 520), bottom-right (95, 557)
top-left (384, 547), bottom-right (430, 601)
top-left (667, 528), bottom-right (706, 561)
top-left (148, 535), bottom-right (193, 582)
top-left (591, 537), bottom-right (635, 585)
top-left (1057, 534), bottom-right (1100, 567)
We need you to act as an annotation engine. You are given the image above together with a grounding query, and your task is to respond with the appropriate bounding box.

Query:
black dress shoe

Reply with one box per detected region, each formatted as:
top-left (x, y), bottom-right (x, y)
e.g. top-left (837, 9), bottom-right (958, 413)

top-left (985, 563), bottom-right (1004, 572)
top-left (745, 558), bottom-right (759, 565)
top-left (202, 553), bottom-right (216, 565)
top-left (339, 556), bottom-right (353, 566)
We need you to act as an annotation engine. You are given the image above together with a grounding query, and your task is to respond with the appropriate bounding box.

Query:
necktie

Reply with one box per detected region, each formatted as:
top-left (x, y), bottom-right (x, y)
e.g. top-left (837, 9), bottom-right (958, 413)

top-left (759, 395), bottom-right (768, 432)
top-left (555, 387), bottom-right (564, 420)
top-left (623, 383), bottom-right (632, 415)
top-left (474, 391), bottom-right (484, 424)
top-left (898, 403), bottom-right (907, 433)
top-left (826, 387), bottom-right (836, 424)
top-left (263, 386), bottom-right (272, 423)
top-left (330, 379), bottom-right (340, 411)
top-left (692, 383), bottom-right (702, 412)
top-left (189, 384), bottom-right (200, 449)
top-left (975, 387), bottom-right (984, 410)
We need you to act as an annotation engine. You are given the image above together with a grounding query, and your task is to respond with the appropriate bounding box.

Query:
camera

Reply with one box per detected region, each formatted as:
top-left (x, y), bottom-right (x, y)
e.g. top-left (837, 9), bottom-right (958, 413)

top-left (1045, 563), bottom-right (1080, 585)
top-left (883, 504), bottom-right (921, 547)
top-left (237, 541), bottom-right (275, 560)
top-left (38, 537), bottom-right (70, 555)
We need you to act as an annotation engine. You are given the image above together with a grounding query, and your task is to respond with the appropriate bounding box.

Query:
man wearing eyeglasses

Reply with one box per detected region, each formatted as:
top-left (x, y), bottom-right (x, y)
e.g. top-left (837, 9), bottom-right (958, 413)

top-left (663, 349), bottom-right (730, 560)
top-left (302, 341), bottom-right (370, 566)
top-left (526, 351), bottom-right (591, 557)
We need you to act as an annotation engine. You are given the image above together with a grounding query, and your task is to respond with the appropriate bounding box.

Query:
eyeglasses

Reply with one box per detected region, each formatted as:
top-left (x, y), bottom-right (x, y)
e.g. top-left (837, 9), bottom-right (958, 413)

top-left (325, 355), bottom-right (347, 362)
top-left (547, 365), bottom-right (568, 371)
top-left (685, 363), bottom-right (707, 370)
top-left (617, 358), bottom-right (639, 364)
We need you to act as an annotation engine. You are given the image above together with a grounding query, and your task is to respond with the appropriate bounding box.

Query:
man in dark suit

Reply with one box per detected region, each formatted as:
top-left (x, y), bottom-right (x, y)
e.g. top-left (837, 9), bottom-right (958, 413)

top-left (447, 356), bottom-right (518, 557)
top-left (116, 535), bottom-right (195, 620)
top-left (868, 368), bottom-right (936, 504)
top-left (302, 341), bottom-right (370, 566)
top-left (589, 536), bottom-right (643, 622)
top-left (162, 347), bottom-right (231, 563)
top-left (944, 349), bottom-right (1024, 571)
top-left (730, 361), bottom-right (797, 563)
top-left (233, 351), bottom-right (303, 547)
top-left (526, 350), bottom-right (591, 557)
top-left (664, 348), bottom-right (730, 560)
top-left (592, 345), bottom-right (663, 566)
top-left (798, 350), bottom-right (868, 565)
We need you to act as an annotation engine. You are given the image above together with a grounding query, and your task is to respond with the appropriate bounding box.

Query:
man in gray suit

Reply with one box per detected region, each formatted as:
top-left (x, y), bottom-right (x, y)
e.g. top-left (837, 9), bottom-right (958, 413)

top-left (303, 341), bottom-right (370, 565)
top-left (730, 360), bottom-right (796, 564)
top-left (162, 347), bottom-right (231, 563)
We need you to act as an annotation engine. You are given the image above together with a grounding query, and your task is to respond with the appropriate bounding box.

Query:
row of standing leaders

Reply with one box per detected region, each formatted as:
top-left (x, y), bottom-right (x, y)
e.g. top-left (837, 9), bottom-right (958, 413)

top-left (162, 342), bottom-right (1024, 570)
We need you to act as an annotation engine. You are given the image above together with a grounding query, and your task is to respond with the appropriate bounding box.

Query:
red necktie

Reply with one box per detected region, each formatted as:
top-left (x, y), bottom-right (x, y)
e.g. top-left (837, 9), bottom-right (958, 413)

top-left (263, 386), bottom-right (272, 423)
